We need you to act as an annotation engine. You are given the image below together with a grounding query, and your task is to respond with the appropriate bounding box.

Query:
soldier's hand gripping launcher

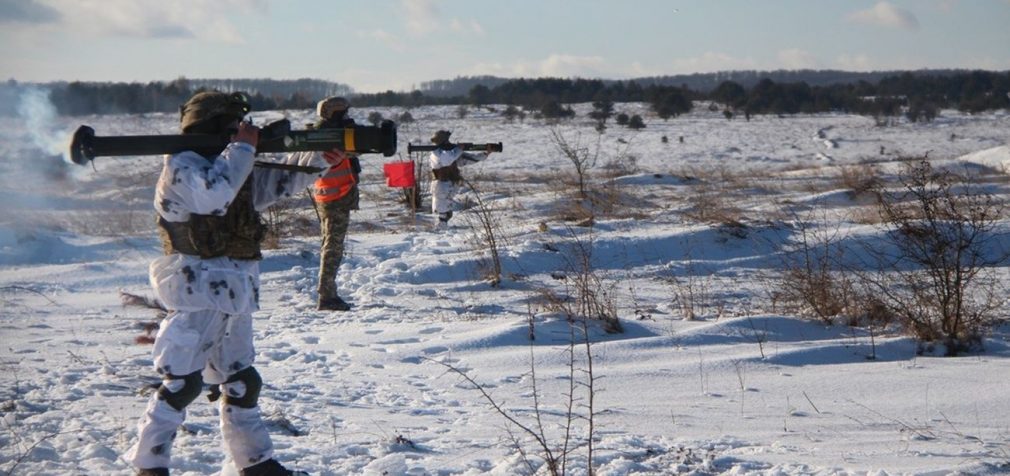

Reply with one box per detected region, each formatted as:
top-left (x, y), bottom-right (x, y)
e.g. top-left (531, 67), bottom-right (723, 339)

top-left (69, 119), bottom-right (398, 170)
top-left (407, 142), bottom-right (503, 154)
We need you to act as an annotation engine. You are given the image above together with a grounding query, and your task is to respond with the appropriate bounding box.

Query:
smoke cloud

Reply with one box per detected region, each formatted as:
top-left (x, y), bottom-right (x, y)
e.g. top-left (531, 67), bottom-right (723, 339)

top-left (16, 87), bottom-right (72, 162)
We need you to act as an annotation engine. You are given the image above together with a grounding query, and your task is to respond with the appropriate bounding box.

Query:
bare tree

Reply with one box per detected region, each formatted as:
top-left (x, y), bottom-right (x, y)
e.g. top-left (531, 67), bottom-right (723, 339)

top-left (549, 129), bottom-right (601, 200)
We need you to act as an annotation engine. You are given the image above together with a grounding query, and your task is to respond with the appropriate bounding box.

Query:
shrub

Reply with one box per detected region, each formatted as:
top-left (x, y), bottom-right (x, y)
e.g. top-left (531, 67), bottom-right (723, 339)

top-left (861, 160), bottom-right (1008, 354)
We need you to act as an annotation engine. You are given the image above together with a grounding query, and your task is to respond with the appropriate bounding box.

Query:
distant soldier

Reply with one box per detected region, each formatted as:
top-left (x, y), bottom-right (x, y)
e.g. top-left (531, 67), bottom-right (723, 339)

top-left (308, 97), bottom-right (361, 311)
top-left (427, 129), bottom-right (494, 227)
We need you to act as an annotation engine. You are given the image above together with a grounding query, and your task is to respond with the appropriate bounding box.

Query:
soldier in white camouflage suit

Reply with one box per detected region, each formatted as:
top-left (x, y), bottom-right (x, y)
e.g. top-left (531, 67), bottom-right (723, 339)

top-left (127, 91), bottom-right (325, 476)
top-left (427, 129), bottom-right (493, 227)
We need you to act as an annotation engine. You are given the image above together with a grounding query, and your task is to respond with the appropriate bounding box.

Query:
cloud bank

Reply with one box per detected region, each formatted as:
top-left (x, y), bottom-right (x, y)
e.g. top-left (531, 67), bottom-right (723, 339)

top-left (847, 1), bottom-right (919, 30)
top-left (0, 0), bottom-right (61, 24)
top-left (13, 0), bottom-right (264, 43)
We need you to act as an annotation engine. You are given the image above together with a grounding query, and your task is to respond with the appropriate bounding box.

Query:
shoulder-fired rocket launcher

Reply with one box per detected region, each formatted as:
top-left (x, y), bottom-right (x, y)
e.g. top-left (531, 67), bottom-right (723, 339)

top-left (407, 142), bottom-right (502, 154)
top-left (68, 119), bottom-right (397, 172)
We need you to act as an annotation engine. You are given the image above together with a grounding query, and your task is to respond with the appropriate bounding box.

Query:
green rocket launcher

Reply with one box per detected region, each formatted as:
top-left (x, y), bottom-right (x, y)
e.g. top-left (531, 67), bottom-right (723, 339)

top-left (407, 142), bottom-right (503, 154)
top-left (69, 119), bottom-right (397, 170)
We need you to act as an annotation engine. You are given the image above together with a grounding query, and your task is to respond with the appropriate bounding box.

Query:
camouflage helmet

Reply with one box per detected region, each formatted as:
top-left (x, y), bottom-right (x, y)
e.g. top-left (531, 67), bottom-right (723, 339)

top-left (316, 96), bottom-right (350, 120)
top-left (430, 130), bottom-right (451, 145)
top-left (180, 91), bottom-right (251, 132)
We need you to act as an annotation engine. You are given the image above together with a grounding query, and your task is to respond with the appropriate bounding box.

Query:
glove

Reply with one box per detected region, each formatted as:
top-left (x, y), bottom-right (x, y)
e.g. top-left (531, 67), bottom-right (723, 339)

top-left (289, 151), bottom-right (329, 170)
top-left (323, 149), bottom-right (350, 166)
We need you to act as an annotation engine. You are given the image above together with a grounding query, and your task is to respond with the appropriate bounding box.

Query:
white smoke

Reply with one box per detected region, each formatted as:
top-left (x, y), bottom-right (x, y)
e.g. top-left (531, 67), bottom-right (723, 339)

top-left (17, 87), bottom-right (71, 161)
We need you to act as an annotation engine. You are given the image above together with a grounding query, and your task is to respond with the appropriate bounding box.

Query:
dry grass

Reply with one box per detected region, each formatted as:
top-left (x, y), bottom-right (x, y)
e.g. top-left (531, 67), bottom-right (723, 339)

top-left (835, 164), bottom-right (882, 199)
top-left (846, 206), bottom-right (886, 225)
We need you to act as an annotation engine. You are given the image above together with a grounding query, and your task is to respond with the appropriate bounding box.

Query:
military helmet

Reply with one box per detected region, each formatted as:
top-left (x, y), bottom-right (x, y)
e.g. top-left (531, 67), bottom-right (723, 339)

top-left (180, 91), bottom-right (251, 132)
top-left (316, 96), bottom-right (351, 120)
top-left (430, 130), bottom-right (451, 145)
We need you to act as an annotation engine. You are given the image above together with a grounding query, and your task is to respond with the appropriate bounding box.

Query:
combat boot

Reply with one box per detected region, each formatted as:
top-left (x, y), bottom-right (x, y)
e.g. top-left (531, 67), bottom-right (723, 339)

top-left (317, 295), bottom-right (350, 311)
top-left (240, 458), bottom-right (308, 476)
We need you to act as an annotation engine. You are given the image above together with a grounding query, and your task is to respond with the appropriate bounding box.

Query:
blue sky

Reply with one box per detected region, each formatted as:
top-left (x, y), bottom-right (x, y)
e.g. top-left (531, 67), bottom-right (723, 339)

top-left (1, 0), bottom-right (1008, 93)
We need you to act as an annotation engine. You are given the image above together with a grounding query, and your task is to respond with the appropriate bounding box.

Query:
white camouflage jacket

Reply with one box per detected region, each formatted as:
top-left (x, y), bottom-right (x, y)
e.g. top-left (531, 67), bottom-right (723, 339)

top-left (150, 142), bottom-right (326, 315)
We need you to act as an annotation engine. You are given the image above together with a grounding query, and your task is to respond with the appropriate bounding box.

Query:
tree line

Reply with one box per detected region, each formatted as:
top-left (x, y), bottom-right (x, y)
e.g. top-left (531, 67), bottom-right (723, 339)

top-left (708, 70), bottom-right (1010, 121)
top-left (3, 70), bottom-right (1007, 121)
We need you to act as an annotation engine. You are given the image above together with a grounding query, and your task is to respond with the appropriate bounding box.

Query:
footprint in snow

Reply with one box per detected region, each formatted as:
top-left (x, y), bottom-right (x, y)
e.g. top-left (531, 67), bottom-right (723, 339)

top-left (378, 338), bottom-right (420, 345)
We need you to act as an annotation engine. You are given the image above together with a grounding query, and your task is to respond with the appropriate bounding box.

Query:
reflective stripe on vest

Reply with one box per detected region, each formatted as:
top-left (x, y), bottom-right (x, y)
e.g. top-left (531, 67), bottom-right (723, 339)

top-left (313, 152), bottom-right (357, 202)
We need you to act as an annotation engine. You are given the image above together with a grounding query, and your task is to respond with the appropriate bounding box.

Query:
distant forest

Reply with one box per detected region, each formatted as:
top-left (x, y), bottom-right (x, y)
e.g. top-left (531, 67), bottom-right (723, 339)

top-left (1, 69), bottom-right (1007, 122)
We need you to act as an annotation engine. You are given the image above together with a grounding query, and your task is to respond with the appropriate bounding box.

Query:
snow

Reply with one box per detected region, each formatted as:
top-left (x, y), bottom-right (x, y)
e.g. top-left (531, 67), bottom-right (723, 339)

top-left (2, 100), bottom-right (1010, 475)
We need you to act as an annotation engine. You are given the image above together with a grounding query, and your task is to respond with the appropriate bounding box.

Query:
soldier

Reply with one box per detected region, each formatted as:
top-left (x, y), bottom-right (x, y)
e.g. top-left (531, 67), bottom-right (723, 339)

top-left (309, 97), bottom-right (361, 311)
top-left (428, 129), bottom-right (494, 227)
top-left (127, 91), bottom-right (324, 476)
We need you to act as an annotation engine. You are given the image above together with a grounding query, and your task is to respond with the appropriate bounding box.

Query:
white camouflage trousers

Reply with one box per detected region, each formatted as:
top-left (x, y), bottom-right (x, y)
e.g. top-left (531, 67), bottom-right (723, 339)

top-left (431, 179), bottom-right (459, 215)
top-left (126, 309), bottom-right (274, 470)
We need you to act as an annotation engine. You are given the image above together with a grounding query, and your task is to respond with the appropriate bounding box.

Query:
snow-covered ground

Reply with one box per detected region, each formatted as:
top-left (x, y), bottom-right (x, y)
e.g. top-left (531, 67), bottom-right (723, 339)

top-left (2, 99), bottom-right (1010, 475)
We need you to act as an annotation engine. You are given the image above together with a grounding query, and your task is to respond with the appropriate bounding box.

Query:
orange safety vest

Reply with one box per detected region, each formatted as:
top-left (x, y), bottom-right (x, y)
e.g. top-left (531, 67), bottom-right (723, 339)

top-left (313, 151), bottom-right (358, 203)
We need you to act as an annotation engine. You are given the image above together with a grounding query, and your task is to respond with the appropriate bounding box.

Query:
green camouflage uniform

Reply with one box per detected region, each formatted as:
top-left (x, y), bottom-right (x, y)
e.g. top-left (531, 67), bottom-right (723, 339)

top-left (317, 187), bottom-right (358, 302)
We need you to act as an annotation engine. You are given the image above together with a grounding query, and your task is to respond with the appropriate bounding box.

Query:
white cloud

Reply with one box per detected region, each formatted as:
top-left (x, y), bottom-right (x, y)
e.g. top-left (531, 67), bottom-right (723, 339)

top-left (539, 54), bottom-right (607, 77)
top-left (628, 62), bottom-right (659, 77)
top-left (846, 2), bottom-right (919, 30)
top-left (401, 0), bottom-right (483, 36)
top-left (466, 54), bottom-right (609, 78)
top-left (835, 53), bottom-right (875, 71)
top-left (34, 0), bottom-right (263, 43)
top-left (401, 0), bottom-right (438, 35)
top-left (777, 49), bottom-right (820, 69)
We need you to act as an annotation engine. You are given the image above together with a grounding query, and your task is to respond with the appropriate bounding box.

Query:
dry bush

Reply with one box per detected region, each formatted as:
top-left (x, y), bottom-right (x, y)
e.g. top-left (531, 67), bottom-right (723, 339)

top-left (429, 311), bottom-right (602, 475)
top-left (673, 165), bottom-right (757, 226)
top-left (589, 180), bottom-right (652, 220)
top-left (538, 228), bottom-right (623, 334)
top-left (774, 212), bottom-right (861, 324)
top-left (263, 195), bottom-right (317, 249)
top-left (682, 179), bottom-right (743, 225)
top-left (846, 205), bottom-right (886, 225)
top-left (551, 199), bottom-right (595, 226)
top-left (665, 269), bottom-right (720, 321)
top-left (462, 179), bottom-right (508, 287)
top-left (596, 146), bottom-right (640, 179)
top-left (836, 163), bottom-right (882, 199)
top-left (857, 160), bottom-right (1009, 354)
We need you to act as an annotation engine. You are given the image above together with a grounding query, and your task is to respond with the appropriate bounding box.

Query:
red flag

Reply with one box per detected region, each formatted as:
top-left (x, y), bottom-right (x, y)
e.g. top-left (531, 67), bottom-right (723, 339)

top-left (383, 161), bottom-right (416, 188)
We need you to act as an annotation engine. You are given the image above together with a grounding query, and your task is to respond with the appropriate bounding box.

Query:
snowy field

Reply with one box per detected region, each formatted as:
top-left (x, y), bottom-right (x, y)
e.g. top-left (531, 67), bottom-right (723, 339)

top-left (2, 98), bottom-right (1010, 475)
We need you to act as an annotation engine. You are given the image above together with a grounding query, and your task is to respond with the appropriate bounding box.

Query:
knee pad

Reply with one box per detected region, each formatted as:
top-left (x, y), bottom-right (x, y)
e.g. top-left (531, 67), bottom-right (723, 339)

top-left (157, 371), bottom-right (203, 411)
top-left (221, 366), bottom-right (262, 409)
